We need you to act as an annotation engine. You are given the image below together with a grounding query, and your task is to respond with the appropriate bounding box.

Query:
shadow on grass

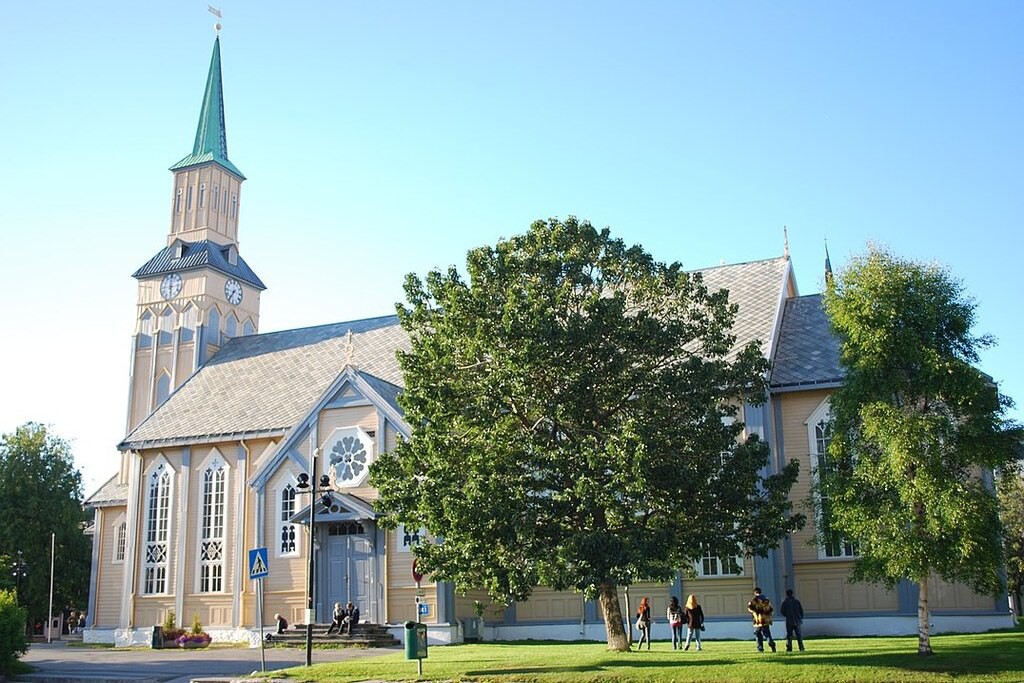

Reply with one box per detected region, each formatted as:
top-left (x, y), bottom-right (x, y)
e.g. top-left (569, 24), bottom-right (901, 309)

top-left (465, 658), bottom-right (733, 677)
top-left (773, 642), bottom-right (1024, 677)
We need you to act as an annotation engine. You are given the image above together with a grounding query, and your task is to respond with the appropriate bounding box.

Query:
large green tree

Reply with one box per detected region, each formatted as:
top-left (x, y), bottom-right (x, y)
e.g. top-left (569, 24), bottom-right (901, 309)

top-left (372, 217), bottom-right (803, 650)
top-left (997, 466), bottom-right (1024, 616)
top-left (0, 423), bottom-right (91, 630)
top-left (822, 247), bottom-right (1019, 655)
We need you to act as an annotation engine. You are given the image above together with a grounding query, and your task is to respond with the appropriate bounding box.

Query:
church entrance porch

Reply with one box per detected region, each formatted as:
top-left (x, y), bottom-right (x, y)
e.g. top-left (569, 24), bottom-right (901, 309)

top-left (326, 521), bottom-right (371, 619)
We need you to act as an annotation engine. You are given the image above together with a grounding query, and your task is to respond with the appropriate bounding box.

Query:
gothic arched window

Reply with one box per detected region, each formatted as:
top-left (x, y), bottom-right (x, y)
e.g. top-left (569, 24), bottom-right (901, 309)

top-left (158, 308), bottom-right (174, 346)
top-left (199, 459), bottom-right (227, 592)
top-left (143, 463), bottom-right (172, 594)
top-left (207, 307), bottom-right (220, 346)
top-left (180, 304), bottom-right (197, 343)
top-left (138, 311), bottom-right (154, 349)
top-left (155, 372), bottom-right (171, 407)
top-left (279, 484), bottom-right (298, 557)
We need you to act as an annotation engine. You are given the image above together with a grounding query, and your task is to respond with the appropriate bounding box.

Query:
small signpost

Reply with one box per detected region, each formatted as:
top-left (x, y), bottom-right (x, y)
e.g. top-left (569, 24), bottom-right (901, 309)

top-left (409, 559), bottom-right (427, 676)
top-left (249, 547), bottom-right (269, 672)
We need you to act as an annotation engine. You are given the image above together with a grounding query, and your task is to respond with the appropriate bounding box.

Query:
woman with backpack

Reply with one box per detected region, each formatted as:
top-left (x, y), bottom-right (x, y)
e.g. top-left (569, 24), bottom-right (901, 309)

top-left (667, 596), bottom-right (685, 650)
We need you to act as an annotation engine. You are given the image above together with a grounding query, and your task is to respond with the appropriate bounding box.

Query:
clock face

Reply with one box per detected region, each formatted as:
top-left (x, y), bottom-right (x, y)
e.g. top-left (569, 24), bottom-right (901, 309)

top-left (224, 279), bottom-right (243, 305)
top-left (160, 273), bottom-right (182, 300)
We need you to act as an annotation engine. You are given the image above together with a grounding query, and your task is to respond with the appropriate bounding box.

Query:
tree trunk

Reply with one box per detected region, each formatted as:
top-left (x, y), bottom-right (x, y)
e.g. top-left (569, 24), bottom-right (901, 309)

top-left (598, 581), bottom-right (630, 651)
top-left (917, 578), bottom-right (932, 656)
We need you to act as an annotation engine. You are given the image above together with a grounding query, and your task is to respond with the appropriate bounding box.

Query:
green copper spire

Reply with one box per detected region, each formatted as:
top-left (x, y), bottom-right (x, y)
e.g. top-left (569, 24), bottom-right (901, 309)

top-left (170, 36), bottom-right (246, 179)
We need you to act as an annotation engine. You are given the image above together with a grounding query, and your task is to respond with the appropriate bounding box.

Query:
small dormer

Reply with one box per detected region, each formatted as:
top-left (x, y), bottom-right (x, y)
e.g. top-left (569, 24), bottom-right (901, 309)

top-left (226, 244), bottom-right (238, 266)
top-left (171, 239), bottom-right (188, 260)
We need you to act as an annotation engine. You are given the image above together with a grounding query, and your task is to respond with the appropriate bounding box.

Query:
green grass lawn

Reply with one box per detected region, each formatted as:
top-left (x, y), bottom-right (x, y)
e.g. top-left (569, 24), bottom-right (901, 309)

top-left (265, 629), bottom-right (1024, 682)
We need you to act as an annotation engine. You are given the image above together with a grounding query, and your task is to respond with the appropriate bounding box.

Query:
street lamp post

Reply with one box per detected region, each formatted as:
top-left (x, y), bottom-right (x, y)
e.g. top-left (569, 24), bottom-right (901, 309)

top-left (295, 450), bottom-right (333, 667)
top-left (11, 550), bottom-right (28, 606)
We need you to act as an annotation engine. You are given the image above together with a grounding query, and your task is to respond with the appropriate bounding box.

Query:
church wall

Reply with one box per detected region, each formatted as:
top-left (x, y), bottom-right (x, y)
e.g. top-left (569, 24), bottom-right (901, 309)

top-left (928, 576), bottom-right (996, 611)
top-left (683, 575), bottom-right (751, 618)
top-left (94, 508), bottom-right (126, 627)
top-left (777, 389), bottom-right (830, 565)
top-left (515, 587), bottom-right (584, 622)
top-left (794, 561), bottom-right (897, 612)
top-left (386, 526), bottom-right (439, 624)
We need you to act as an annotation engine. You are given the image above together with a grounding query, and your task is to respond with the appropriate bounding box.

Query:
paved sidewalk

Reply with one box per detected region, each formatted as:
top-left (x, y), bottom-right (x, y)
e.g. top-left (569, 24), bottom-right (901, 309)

top-left (16, 640), bottom-right (399, 683)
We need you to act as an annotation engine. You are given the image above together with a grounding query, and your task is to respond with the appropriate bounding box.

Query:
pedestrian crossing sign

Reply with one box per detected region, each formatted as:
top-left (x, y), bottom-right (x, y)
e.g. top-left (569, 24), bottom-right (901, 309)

top-left (249, 547), bottom-right (269, 580)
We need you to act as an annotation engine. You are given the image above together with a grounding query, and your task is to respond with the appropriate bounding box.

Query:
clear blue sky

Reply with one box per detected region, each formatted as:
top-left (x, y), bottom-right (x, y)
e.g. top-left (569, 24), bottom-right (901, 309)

top-left (1, 1), bottom-right (1021, 493)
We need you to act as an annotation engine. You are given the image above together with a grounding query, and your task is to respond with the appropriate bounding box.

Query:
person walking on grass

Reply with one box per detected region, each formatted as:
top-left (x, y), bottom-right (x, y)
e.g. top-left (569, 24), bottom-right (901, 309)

top-left (634, 596), bottom-right (652, 650)
top-left (747, 587), bottom-right (776, 652)
top-left (684, 594), bottom-right (704, 651)
top-left (667, 596), bottom-right (685, 650)
top-left (780, 588), bottom-right (805, 652)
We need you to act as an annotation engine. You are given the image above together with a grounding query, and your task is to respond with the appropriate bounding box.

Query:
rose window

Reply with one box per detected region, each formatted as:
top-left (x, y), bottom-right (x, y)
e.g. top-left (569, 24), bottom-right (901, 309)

top-left (330, 435), bottom-right (368, 483)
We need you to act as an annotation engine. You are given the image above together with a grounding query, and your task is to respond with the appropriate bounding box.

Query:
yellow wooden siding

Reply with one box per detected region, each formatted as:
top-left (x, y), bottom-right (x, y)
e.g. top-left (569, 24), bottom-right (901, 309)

top-left (684, 576), bottom-right (752, 617)
top-left (454, 590), bottom-right (493, 620)
top-left (135, 596), bottom-right (174, 630)
top-left (793, 562), bottom-right (897, 612)
top-left (181, 596), bottom-right (234, 628)
top-left (95, 509), bottom-right (126, 627)
top-left (264, 464), bottom-right (308, 594)
top-left (516, 588), bottom-right (584, 621)
top-left (389, 585), bottom-right (438, 624)
top-left (778, 389), bottom-right (832, 564)
top-left (927, 576), bottom-right (994, 610)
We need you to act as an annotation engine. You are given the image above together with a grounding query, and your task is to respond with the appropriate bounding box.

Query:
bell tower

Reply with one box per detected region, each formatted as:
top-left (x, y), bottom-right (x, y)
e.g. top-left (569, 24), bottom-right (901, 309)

top-left (124, 36), bottom-right (265, 435)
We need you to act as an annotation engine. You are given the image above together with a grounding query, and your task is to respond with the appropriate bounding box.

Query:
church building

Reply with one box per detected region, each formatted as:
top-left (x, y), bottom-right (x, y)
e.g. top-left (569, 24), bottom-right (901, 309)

top-left (83, 37), bottom-right (1013, 647)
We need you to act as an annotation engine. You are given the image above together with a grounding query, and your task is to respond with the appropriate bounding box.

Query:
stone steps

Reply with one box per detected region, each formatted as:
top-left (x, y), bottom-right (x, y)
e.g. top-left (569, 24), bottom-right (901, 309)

top-left (265, 622), bottom-right (399, 647)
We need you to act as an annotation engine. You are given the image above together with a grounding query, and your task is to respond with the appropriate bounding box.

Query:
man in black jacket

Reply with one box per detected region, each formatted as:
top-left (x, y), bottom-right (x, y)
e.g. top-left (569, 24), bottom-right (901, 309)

top-left (780, 589), bottom-right (805, 652)
top-left (341, 602), bottom-right (360, 636)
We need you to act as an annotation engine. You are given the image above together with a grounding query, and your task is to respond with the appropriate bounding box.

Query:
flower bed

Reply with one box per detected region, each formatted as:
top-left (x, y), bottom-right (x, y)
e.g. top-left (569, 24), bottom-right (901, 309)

top-left (175, 633), bottom-right (211, 649)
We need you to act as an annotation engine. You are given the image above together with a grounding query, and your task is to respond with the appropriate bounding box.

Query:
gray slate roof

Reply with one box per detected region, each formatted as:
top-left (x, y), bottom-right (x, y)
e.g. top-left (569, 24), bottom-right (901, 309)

top-left (693, 256), bottom-right (791, 361)
top-left (120, 314), bottom-right (407, 450)
top-left (770, 293), bottom-right (844, 389)
top-left (120, 256), bottom-right (793, 451)
top-left (132, 240), bottom-right (266, 290)
top-left (85, 475), bottom-right (128, 508)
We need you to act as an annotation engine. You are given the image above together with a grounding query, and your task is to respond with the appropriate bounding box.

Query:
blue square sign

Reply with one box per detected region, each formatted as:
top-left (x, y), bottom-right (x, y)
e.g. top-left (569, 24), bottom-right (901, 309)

top-left (249, 547), bottom-right (269, 580)
top-left (418, 603), bottom-right (429, 616)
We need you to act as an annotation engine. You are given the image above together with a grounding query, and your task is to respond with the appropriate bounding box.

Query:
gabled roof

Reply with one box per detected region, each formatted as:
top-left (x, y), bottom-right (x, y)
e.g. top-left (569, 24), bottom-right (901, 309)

top-left (84, 475), bottom-right (128, 508)
top-left (769, 293), bottom-right (844, 390)
top-left (119, 315), bottom-right (408, 450)
top-left (169, 37), bottom-right (245, 179)
top-left (693, 256), bottom-right (793, 361)
top-left (132, 239), bottom-right (266, 290)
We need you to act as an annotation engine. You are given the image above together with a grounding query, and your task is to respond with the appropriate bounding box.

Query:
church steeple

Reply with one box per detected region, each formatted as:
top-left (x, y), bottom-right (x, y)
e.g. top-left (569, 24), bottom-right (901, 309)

top-left (170, 37), bottom-right (245, 180)
top-left (165, 37), bottom-right (246, 247)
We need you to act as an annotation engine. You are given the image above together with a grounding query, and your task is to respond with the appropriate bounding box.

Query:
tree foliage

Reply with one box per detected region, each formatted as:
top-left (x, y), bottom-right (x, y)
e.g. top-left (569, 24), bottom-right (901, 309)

top-left (0, 589), bottom-right (27, 675)
top-left (821, 246), bottom-right (1019, 654)
top-left (0, 423), bottom-right (91, 626)
top-left (998, 466), bottom-right (1024, 615)
top-left (372, 217), bottom-right (803, 649)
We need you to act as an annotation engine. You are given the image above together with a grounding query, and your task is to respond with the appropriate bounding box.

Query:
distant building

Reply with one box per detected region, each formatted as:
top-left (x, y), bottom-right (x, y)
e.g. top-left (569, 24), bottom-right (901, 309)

top-left (84, 37), bottom-right (1012, 646)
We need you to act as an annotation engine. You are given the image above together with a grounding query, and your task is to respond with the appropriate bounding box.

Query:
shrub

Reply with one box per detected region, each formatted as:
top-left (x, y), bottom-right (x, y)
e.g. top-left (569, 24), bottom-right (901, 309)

top-left (160, 609), bottom-right (184, 642)
top-left (0, 589), bottom-right (28, 675)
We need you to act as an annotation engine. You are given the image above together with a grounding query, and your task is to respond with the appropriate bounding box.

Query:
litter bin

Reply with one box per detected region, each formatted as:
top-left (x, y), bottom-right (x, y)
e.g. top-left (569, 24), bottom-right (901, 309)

top-left (404, 621), bottom-right (428, 659)
top-left (151, 626), bottom-right (163, 649)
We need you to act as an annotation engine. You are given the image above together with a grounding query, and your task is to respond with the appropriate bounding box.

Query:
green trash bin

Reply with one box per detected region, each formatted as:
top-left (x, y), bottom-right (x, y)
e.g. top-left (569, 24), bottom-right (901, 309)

top-left (404, 621), bottom-right (428, 659)
top-left (151, 626), bottom-right (163, 649)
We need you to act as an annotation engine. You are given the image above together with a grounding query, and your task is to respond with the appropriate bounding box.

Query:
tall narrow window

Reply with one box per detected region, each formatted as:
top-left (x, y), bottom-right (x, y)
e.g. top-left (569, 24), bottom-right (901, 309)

top-left (138, 311), bottom-right (154, 349)
top-left (114, 522), bottom-right (126, 563)
top-left (224, 314), bottom-right (237, 343)
top-left (230, 195), bottom-right (237, 219)
top-left (207, 307), bottom-right (220, 346)
top-left (199, 459), bottom-right (227, 592)
top-left (242, 320), bottom-right (255, 336)
top-left (175, 188), bottom-right (183, 213)
top-left (212, 184), bottom-right (220, 211)
top-left (186, 186), bottom-right (193, 212)
top-left (198, 183), bottom-right (206, 209)
top-left (814, 419), bottom-right (858, 558)
top-left (155, 372), bottom-right (171, 407)
top-left (279, 484), bottom-right (298, 557)
top-left (143, 463), bottom-right (171, 594)
top-left (180, 304), bottom-right (197, 343)
top-left (158, 308), bottom-right (174, 346)
top-left (222, 189), bottom-right (228, 214)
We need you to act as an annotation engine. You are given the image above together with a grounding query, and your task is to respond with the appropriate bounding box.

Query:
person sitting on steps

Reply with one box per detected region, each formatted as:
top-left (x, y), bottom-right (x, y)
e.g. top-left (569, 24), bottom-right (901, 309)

top-left (326, 602), bottom-right (344, 635)
top-left (342, 602), bottom-right (360, 636)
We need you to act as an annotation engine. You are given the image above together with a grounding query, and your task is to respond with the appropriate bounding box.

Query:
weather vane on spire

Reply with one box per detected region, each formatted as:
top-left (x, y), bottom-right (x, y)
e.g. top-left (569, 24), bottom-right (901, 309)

top-left (783, 225), bottom-right (790, 259)
top-left (208, 6), bottom-right (222, 35)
